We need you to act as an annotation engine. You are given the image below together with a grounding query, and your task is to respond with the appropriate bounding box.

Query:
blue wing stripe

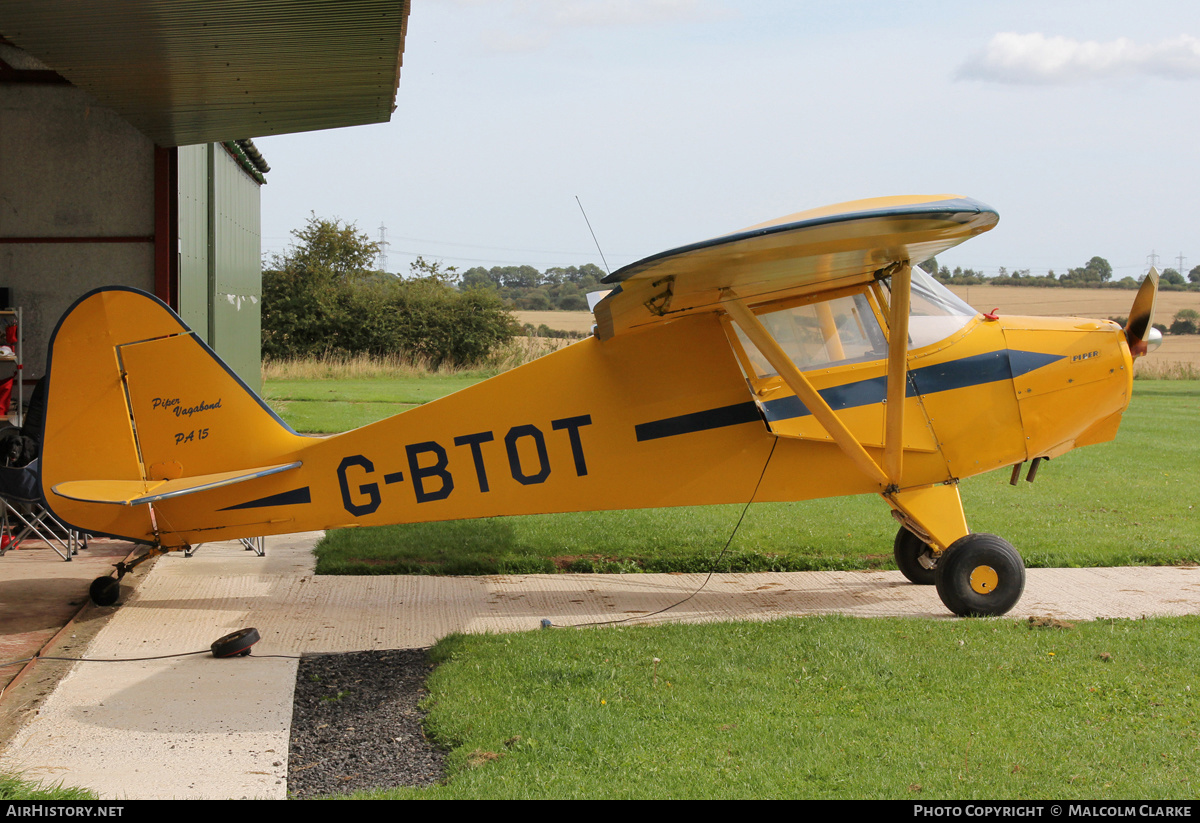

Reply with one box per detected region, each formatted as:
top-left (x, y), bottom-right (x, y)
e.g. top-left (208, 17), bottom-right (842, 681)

top-left (635, 350), bottom-right (1064, 439)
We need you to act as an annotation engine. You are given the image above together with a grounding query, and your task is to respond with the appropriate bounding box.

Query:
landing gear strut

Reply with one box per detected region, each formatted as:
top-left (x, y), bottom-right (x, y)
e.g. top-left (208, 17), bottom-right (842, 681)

top-left (87, 544), bottom-right (178, 606)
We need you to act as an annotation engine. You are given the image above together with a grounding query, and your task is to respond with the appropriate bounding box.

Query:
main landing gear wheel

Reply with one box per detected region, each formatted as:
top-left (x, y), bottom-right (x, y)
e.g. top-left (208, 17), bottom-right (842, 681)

top-left (893, 527), bottom-right (937, 585)
top-left (89, 576), bottom-right (120, 607)
top-left (934, 533), bottom-right (1025, 617)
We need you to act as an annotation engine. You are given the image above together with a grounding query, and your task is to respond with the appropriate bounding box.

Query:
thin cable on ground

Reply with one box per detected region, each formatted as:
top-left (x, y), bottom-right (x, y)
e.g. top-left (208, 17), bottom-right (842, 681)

top-left (0, 649), bottom-right (304, 668)
top-left (559, 437), bottom-right (779, 629)
top-left (0, 649), bottom-right (303, 704)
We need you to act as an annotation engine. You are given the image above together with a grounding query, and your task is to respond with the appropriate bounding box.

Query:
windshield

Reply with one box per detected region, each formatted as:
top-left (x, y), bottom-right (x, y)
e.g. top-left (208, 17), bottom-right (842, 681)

top-left (897, 266), bottom-right (978, 349)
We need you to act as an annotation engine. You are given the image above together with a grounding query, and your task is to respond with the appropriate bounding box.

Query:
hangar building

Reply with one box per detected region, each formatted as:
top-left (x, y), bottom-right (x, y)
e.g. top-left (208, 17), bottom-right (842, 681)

top-left (0, 0), bottom-right (410, 406)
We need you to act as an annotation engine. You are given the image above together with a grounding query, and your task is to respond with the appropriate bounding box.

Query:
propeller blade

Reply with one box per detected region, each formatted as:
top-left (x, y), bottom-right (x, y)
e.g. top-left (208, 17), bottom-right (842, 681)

top-left (1125, 267), bottom-right (1159, 356)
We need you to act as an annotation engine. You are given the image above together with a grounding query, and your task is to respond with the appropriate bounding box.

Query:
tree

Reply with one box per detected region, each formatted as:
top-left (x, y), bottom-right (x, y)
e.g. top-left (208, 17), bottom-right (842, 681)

top-left (497, 265), bottom-right (542, 291)
top-left (376, 277), bottom-right (519, 366)
top-left (1189, 265), bottom-right (1200, 284)
top-left (1062, 256), bottom-right (1112, 285)
top-left (569, 264), bottom-right (607, 287)
top-left (261, 216), bottom-right (517, 365)
top-left (409, 256), bottom-right (459, 286)
top-left (1161, 268), bottom-right (1185, 286)
top-left (277, 213), bottom-right (379, 281)
top-left (454, 262), bottom-right (607, 309)
top-left (261, 216), bottom-right (379, 358)
top-left (1171, 308), bottom-right (1200, 335)
top-left (519, 289), bottom-right (553, 311)
top-left (935, 266), bottom-right (986, 285)
top-left (1086, 256), bottom-right (1113, 282)
top-left (459, 266), bottom-right (501, 291)
top-left (555, 283), bottom-right (588, 311)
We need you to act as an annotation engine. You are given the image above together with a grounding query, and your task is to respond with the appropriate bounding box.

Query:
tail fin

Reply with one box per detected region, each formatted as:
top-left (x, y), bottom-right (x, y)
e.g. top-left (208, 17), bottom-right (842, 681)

top-left (40, 287), bottom-right (307, 545)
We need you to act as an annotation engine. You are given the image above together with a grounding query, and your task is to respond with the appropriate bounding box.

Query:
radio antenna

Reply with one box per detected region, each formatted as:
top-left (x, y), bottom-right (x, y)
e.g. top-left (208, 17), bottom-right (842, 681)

top-left (575, 195), bottom-right (611, 275)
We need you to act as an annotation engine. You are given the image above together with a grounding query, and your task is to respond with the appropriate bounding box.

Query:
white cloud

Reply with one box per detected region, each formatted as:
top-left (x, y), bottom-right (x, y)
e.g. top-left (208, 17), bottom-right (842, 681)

top-left (958, 32), bottom-right (1200, 84)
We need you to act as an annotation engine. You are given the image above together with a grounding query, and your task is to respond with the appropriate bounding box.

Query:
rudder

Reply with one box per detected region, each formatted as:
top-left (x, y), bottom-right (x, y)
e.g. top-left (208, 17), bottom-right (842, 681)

top-left (39, 287), bottom-right (307, 544)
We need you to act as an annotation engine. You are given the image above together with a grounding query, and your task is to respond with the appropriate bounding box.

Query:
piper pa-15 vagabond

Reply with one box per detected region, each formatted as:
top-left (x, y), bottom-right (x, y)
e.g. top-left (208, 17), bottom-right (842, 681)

top-left (37, 195), bottom-right (1160, 615)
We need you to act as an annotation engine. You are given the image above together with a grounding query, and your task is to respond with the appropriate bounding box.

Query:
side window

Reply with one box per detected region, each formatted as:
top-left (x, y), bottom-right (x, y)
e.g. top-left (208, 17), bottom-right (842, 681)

top-left (730, 293), bottom-right (887, 379)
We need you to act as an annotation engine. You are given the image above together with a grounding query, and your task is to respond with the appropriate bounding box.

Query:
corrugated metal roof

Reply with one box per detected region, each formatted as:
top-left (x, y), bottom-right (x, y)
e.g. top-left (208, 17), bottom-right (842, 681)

top-left (0, 0), bottom-right (409, 147)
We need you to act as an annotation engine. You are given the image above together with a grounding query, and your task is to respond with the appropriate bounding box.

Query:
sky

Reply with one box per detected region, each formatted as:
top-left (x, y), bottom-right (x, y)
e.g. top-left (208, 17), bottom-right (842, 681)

top-left (255, 0), bottom-right (1200, 282)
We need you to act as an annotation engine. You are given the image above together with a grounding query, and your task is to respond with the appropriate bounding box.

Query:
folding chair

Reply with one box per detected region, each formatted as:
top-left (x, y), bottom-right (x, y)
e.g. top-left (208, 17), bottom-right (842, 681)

top-left (0, 459), bottom-right (82, 561)
top-left (0, 379), bottom-right (86, 560)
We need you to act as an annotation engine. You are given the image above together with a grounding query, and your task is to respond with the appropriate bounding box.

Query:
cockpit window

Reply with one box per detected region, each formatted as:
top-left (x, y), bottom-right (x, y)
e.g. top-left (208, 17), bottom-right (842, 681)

top-left (726, 268), bottom-right (979, 386)
top-left (730, 292), bottom-right (887, 378)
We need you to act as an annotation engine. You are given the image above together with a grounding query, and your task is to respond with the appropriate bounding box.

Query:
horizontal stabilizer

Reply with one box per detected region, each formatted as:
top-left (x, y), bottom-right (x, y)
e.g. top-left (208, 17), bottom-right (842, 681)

top-left (52, 462), bottom-right (302, 507)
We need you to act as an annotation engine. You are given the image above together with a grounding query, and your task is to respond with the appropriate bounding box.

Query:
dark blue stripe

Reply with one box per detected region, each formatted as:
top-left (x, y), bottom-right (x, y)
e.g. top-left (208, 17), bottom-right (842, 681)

top-left (635, 402), bottom-right (762, 442)
top-left (632, 349), bottom-right (1065, 439)
top-left (761, 350), bottom-right (1062, 422)
top-left (219, 486), bottom-right (312, 511)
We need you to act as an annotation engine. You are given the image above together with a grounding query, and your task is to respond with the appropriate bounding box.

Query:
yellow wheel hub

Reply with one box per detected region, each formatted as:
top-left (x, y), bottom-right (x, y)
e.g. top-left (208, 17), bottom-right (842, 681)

top-left (969, 565), bottom-right (999, 595)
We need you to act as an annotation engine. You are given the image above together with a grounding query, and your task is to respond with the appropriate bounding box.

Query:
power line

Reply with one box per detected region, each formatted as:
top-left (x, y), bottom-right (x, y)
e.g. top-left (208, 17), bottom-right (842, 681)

top-left (376, 222), bottom-right (390, 273)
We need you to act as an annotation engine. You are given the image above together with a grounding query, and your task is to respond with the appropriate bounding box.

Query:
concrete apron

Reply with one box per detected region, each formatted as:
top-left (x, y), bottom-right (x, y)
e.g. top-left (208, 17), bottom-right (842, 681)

top-left (2, 533), bottom-right (1200, 800)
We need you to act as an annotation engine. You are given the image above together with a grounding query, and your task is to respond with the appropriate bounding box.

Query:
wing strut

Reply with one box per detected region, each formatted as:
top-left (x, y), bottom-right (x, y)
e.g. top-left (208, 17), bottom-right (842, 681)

top-left (876, 262), bottom-right (971, 551)
top-left (723, 291), bottom-right (889, 489)
top-left (883, 262), bottom-right (911, 484)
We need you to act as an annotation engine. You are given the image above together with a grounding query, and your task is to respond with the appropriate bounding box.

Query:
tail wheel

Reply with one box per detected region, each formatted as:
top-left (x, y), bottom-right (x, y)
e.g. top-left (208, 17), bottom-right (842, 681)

top-left (89, 576), bottom-right (120, 607)
top-left (934, 534), bottom-right (1025, 616)
top-left (893, 526), bottom-right (937, 585)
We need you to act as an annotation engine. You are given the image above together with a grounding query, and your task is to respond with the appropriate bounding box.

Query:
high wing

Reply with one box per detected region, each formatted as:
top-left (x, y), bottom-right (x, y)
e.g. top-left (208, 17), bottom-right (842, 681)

top-left (592, 194), bottom-right (998, 340)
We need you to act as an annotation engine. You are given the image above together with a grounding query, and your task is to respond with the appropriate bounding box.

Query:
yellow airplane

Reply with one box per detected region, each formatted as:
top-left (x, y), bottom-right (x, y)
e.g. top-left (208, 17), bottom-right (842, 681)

top-left (37, 194), bottom-right (1160, 615)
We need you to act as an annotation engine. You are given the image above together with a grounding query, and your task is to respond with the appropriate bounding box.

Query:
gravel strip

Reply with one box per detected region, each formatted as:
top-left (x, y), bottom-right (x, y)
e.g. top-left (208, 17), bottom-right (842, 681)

top-left (287, 648), bottom-right (447, 798)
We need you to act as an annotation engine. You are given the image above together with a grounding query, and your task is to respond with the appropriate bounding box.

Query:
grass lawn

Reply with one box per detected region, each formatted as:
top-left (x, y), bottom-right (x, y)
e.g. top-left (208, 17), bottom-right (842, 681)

top-left (261, 375), bottom-right (485, 434)
top-left (0, 772), bottom-right (95, 801)
top-left (261, 373), bottom-right (1200, 574)
top-left (356, 614), bottom-right (1200, 799)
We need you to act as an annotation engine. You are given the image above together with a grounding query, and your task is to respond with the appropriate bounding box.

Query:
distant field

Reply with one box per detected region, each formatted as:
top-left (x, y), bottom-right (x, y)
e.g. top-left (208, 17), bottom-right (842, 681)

top-left (1149, 336), bottom-right (1200, 371)
top-left (518, 287), bottom-right (1200, 369)
top-left (948, 285), bottom-right (1200, 320)
top-left (514, 310), bottom-right (596, 334)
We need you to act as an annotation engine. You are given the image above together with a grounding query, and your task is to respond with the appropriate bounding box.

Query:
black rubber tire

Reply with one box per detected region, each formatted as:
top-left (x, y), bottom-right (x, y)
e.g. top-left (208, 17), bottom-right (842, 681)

top-left (893, 527), bottom-right (937, 585)
top-left (934, 533), bottom-right (1025, 617)
top-left (211, 627), bottom-right (261, 658)
top-left (89, 576), bottom-right (120, 607)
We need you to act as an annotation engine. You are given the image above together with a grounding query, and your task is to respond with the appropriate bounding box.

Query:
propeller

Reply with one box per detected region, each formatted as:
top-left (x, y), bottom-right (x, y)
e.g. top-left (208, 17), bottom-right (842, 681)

top-left (1124, 267), bottom-right (1161, 357)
